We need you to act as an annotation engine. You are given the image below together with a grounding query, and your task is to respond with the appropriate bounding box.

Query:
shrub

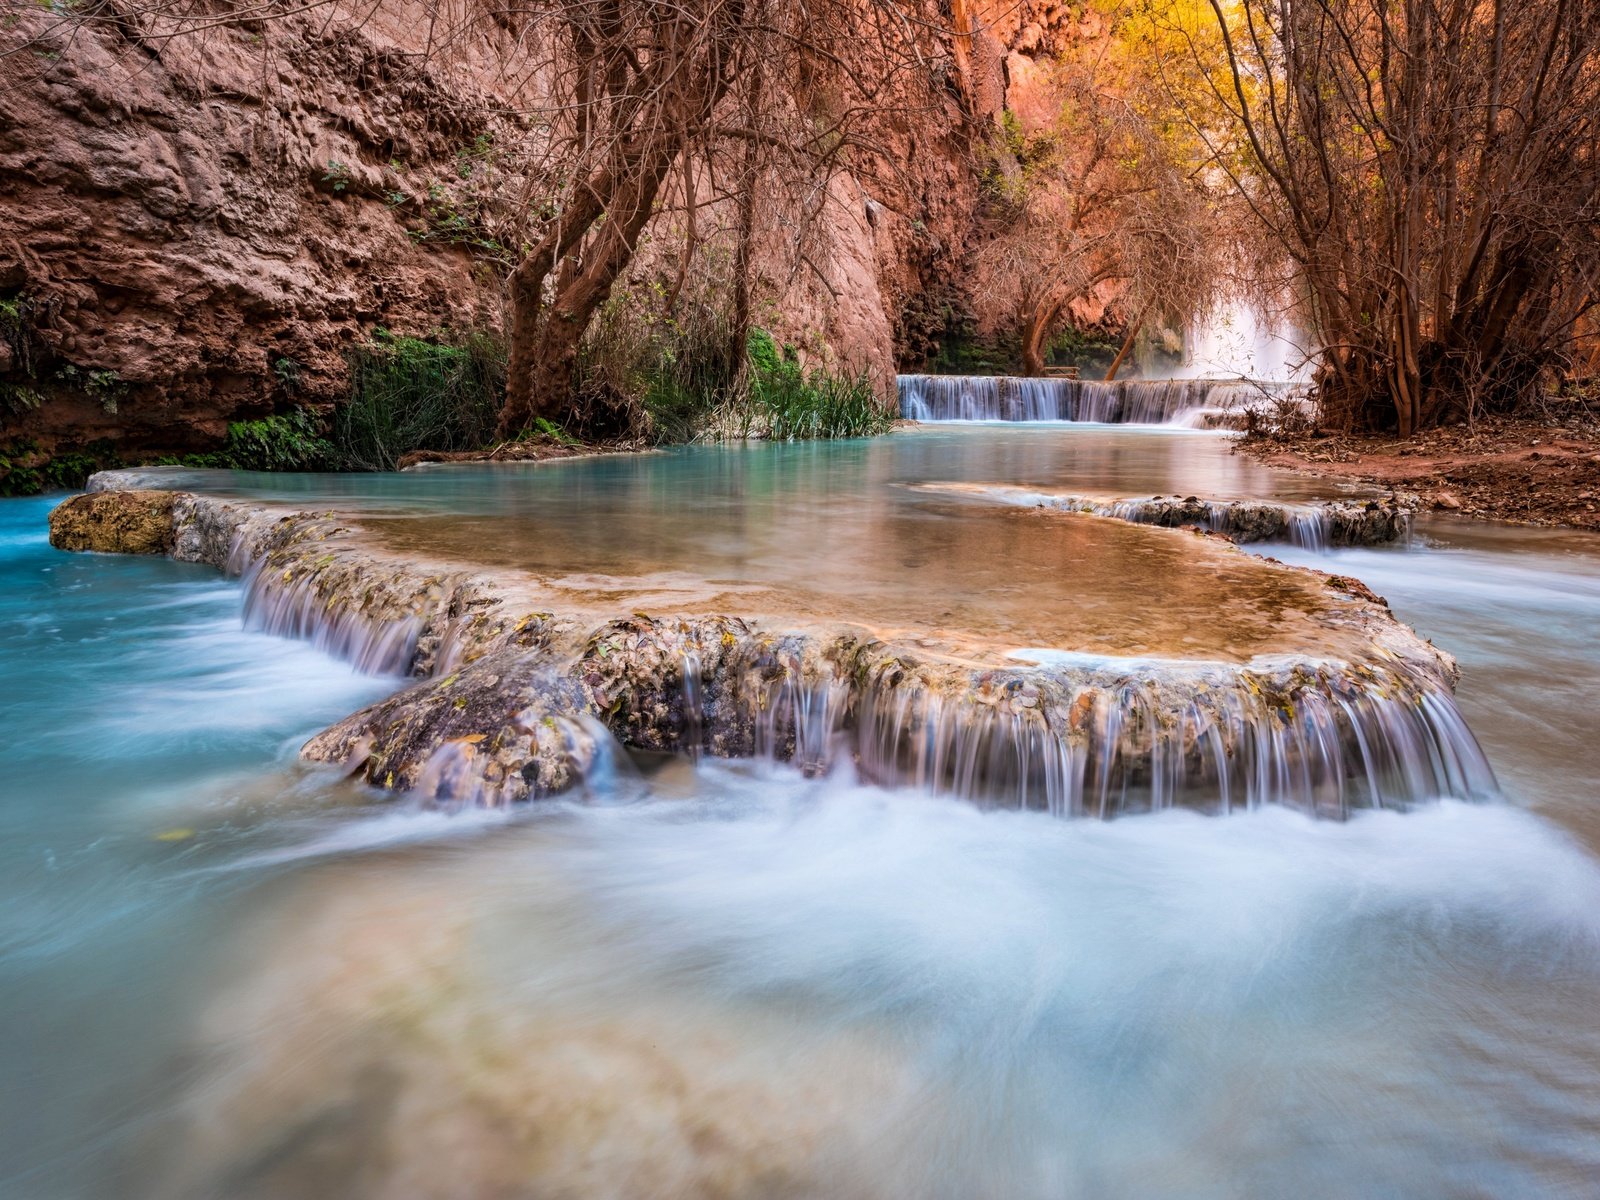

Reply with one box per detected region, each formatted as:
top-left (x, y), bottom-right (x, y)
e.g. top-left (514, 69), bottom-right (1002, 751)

top-left (0, 438), bottom-right (122, 496)
top-left (574, 276), bottom-right (737, 443)
top-left (738, 329), bottom-right (892, 441)
top-left (321, 160), bottom-right (352, 193)
top-left (223, 409), bottom-right (335, 472)
top-left (0, 439), bottom-right (43, 497)
top-left (575, 297), bottom-right (891, 444)
top-left (334, 329), bottom-right (505, 470)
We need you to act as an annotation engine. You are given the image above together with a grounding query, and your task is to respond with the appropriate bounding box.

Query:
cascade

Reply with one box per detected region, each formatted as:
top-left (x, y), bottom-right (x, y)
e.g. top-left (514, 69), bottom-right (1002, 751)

top-left (920, 484), bottom-right (1416, 549)
top-left (897, 375), bottom-right (1286, 424)
top-left (104, 486), bottom-right (1497, 820)
top-left (234, 534), bottom-right (427, 677)
top-left (287, 570), bottom-right (1499, 819)
top-left (686, 653), bottom-right (1498, 819)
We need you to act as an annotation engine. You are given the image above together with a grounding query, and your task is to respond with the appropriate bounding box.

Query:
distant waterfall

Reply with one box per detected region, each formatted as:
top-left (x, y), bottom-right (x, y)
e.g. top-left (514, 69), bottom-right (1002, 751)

top-left (896, 375), bottom-right (1272, 424)
top-left (1182, 301), bottom-right (1313, 383)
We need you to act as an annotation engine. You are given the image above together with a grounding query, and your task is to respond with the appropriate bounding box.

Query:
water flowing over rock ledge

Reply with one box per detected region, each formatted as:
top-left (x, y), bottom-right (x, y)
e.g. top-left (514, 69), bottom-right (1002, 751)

top-left (48, 480), bottom-right (1496, 817)
top-left (897, 374), bottom-right (1299, 426)
top-left (920, 483), bottom-right (1416, 549)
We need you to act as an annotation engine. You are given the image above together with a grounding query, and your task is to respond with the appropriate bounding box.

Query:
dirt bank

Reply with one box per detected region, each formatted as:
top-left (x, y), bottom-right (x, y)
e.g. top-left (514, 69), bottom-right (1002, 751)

top-left (1239, 411), bottom-right (1600, 531)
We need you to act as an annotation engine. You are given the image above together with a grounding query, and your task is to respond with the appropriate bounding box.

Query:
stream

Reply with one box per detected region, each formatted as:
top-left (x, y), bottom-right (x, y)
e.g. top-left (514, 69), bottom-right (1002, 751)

top-left (3, 427), bottom-right (1599, 1198)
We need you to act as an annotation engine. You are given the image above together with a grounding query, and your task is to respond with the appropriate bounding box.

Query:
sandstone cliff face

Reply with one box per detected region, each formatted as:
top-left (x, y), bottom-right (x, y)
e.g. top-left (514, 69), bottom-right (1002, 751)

top-left (0, 0), bottom-right (1070, 475)
top-left (0, 3), bottom-right (520, 465)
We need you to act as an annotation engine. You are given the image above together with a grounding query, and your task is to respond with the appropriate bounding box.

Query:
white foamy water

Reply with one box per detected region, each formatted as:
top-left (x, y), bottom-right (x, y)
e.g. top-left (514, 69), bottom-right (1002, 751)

top-left (146, 763), bottom-right (1600, 1199)
top-left (1267, 520), bottom-right (1600, 827)
top-left (7, 432), bottom-right (1600, 1200)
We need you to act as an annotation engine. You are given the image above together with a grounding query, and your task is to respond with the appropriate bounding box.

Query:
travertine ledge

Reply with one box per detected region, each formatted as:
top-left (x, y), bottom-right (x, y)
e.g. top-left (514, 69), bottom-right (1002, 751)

top-left (47, 478), bottom-right (1495, 817)
top-left (919, 483), bottom-right (1417, 548)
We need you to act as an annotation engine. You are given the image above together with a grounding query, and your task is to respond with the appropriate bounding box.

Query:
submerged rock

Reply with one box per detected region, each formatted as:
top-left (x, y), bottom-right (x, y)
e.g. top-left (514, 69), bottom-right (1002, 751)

top-left (303, 651), bottom-right (603, 806)
top-left (303, 603), bottom-right (1491, 819)
top-left (47, 489), bottom-right (176, 555)
top-left (920, 483), bottom-right (1417, 549)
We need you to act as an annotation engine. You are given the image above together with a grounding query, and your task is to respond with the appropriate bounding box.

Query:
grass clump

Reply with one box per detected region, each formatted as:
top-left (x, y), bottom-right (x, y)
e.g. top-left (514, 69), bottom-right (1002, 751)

top-left (572, 245), bottom-right (889, 443)
top-left (574, 279), bottom-right (737, 443)
top-left (735, 329), bottom-right (891, 441)
top-left (578, 288), bottom-right (891, 443)
top-left (334, 329), bottom-right (505, 470)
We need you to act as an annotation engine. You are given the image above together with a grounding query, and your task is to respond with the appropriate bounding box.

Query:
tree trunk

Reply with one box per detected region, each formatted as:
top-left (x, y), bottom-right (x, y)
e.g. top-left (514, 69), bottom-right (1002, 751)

top-left (1021, 301), bottom-right (1058, 376)
top-left (1104, 303), bottom-right (1150, 381)
top-left (497, 186), bottom-right (614, 437)
top-left (728, 28), bottom-right (766, 381)
top-left (1392, 283), bottom-right (1422, 436)
top-left (495, 2), bottom-right (746, 438)
top-left (504, 155), bottom-right (680, 434)
top-left (499, 257), bottom-right (549, 437)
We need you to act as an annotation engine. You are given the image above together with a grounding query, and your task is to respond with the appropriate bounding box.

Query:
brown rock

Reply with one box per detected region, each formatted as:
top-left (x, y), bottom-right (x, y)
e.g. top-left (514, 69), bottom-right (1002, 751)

top-left (48, 489), bottom-right (176, 555)
top-left (2, 0), bottom-right (1029, 458)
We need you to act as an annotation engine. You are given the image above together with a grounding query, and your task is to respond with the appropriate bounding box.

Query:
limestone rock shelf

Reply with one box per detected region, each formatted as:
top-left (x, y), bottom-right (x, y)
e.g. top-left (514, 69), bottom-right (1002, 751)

top-left (919, 482), bottom-right (1416, 548)
top-left (48, 476), bottom-right (1495, 817)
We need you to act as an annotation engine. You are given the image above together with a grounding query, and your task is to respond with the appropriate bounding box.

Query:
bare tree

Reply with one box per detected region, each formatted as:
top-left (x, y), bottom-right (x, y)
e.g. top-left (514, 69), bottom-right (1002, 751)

top-left (970, 52), bottom-right (1220, 377)
top-left (1193, 0), bottom-right (1600, 432)
top-left (4, 0), bottom-right (947, 436)
top-left (489, 0), bottom-right (946, 435)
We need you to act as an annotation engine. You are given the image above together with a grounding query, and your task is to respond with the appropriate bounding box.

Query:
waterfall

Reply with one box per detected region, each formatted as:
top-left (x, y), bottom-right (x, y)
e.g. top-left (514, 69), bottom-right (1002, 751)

top-left (233, 533), bottom-right (429, 677)
top-left (662, 637), bottom-right (1494, 819)
top-left (897, 375), bottom-right (1285, 424)
top-left (1182, 300), bottom-right (1314, 383)
top-left (211, 495), bottom-right (1486, 820)
top-left (746, 658), bottom-right (1496, 819)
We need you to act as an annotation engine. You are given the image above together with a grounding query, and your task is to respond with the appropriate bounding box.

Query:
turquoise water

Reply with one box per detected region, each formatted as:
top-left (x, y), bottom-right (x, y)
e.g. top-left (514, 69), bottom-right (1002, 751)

top-left (4, 430), bottom-right (1600, 1198)
top-left (112, 426), bottom-right (1373, 660)
top-left (109, 423), bottom-right (1361, 513)
top-left (0, 494), bottom-right (394, 1197)
top-left (1272, 520), bottom-right (1600, 832)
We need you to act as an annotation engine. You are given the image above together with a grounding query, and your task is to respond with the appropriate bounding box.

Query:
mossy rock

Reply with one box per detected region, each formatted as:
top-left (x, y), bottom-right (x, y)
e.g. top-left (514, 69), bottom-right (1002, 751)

top-left (48, 490), bottom-right (177, 555)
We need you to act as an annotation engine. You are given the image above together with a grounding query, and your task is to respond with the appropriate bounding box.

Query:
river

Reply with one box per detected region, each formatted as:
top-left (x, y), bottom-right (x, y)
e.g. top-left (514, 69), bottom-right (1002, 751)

top-left (3, 427), bottom-right (1598, 1198)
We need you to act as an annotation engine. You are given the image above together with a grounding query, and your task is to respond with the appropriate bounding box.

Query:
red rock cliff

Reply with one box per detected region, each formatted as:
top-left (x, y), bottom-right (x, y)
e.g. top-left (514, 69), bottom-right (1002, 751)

top-left (0, 0), bottom-right (1070, 471)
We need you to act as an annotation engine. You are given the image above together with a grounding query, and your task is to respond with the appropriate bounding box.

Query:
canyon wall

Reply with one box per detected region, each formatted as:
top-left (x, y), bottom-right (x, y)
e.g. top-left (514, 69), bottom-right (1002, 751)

top-left (0, 0), bottom-right (1073, 481)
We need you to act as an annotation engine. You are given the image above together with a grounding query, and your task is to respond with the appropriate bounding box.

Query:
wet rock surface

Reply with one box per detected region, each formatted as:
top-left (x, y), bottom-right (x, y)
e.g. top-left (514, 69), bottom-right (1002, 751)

top-left (47, 489), bottom-right (176, 555)
top-left (922, 482), bottom-right (1416, 548)
top-left (302, 651), bottom-right (603, 805)
top-left (51, 477), bottom-right (1495, 816)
